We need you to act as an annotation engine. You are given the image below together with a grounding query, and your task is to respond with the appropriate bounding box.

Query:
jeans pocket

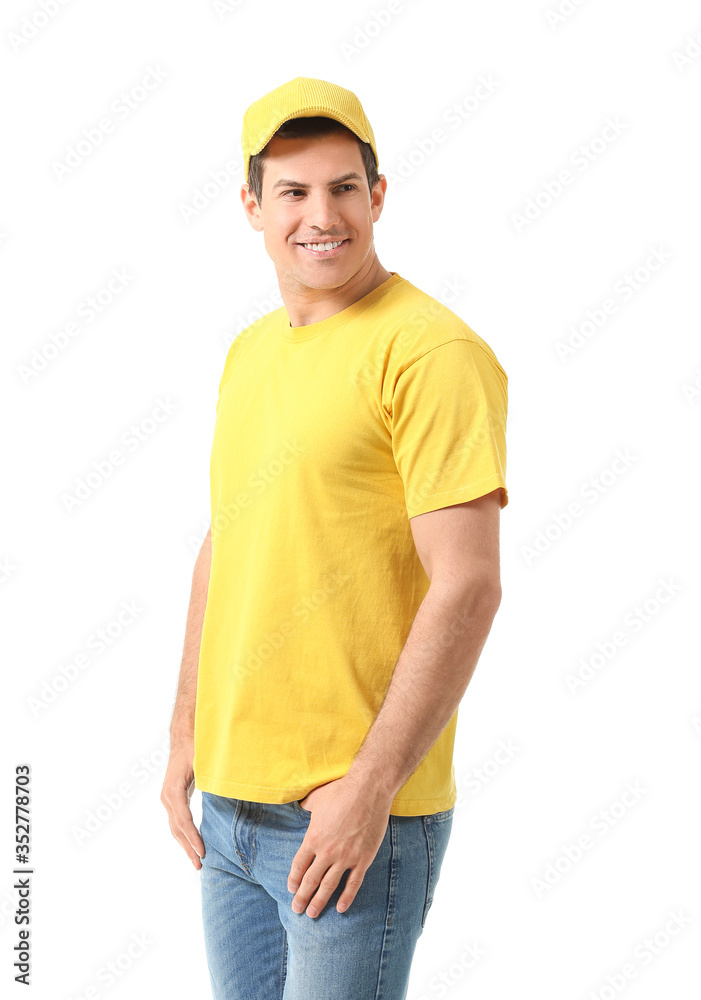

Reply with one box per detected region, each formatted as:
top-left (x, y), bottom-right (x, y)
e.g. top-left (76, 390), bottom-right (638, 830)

top-left (293, 798), bottom-right (312, 816)
top-left (421, 808), bottom-right (454, 927)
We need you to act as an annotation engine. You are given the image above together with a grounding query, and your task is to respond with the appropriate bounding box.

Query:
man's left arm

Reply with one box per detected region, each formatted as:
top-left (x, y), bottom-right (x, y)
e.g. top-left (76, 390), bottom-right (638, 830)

top-left (346, 485), bottom-right (503, 801)
top-left (287, 487), bottom-right (503, 918)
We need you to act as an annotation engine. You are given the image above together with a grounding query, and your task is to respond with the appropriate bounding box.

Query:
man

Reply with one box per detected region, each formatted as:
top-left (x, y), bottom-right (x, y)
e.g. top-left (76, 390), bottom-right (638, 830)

top-left (161, 77), bottom-right (509, 999)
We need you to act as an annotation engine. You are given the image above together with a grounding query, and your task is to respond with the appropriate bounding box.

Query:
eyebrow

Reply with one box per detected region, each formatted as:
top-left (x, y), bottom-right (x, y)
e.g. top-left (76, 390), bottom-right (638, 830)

top-left (271, 172), bottom-right (364, 190)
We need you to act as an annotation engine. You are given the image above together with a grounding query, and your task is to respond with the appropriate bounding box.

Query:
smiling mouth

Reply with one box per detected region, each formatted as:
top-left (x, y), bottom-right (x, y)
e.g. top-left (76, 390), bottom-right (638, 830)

top-left (297, 238), bottom-right (349, 257)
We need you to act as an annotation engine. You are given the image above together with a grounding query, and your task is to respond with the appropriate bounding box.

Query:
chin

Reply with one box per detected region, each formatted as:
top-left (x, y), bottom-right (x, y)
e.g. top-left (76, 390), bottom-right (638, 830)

top-left (292, 258), bottom-right (355, 284)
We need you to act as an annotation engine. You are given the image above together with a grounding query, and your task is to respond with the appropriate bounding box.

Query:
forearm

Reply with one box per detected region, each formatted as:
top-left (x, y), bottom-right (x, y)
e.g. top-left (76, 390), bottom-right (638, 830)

top-left (346, 580), bottom-right (501, 801)
top-left (169, 528), bottom-right (211, 750)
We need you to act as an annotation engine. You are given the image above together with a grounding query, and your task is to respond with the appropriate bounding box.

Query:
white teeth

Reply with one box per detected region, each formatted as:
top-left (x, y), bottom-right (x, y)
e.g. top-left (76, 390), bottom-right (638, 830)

top-left (303, 240), bottom-right (345, 251)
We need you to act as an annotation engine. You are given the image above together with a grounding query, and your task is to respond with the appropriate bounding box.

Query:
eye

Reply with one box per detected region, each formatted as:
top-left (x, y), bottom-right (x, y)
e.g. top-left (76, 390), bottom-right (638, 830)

top-left (282, 184), bottom-right (357, 197)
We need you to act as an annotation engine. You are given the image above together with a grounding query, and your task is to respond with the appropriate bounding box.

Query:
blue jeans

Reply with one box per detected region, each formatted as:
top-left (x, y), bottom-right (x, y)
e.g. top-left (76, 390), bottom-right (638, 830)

top-left (199, 791), bottom-right (454, 1000)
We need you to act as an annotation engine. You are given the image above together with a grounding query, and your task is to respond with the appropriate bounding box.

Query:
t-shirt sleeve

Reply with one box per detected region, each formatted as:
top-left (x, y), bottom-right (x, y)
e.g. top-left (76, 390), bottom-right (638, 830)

top-left (390, 338), bottom-right (509, 519)
top-left (215, 339), bottom-right (240, 416)
top-left (215, 366), bottom-right (227, 416)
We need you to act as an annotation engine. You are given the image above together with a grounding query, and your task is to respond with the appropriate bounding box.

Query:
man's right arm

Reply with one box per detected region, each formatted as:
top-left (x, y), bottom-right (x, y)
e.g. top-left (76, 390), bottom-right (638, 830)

top-left (160, 526), bottom-right (211, 869)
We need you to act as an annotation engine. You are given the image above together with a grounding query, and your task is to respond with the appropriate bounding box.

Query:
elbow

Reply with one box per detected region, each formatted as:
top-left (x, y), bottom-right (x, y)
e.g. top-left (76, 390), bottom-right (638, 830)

top-left (431, 574), bottom-right (502, 617)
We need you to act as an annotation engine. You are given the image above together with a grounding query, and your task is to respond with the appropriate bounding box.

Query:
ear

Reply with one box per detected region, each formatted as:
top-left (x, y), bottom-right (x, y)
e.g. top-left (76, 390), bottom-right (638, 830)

top-left (370, 174), bottom-right (388, 224)
top-left (241, 184), bottom-right (263, 232)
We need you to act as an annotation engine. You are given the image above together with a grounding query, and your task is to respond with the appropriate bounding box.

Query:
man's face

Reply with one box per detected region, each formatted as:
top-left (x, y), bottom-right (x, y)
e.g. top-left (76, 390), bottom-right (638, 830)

top-left (242, 130), bottom-right (386, 293)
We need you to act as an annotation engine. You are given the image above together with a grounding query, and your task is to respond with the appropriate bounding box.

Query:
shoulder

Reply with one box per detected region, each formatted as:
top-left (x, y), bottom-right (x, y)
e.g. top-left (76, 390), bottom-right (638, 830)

top-left (383, 277), bottom-right (507, 382)
top-left (221, 306), bottom-right (284, 369)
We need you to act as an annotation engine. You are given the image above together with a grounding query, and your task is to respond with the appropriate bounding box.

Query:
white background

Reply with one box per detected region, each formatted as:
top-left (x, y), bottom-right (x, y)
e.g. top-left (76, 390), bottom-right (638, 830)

top-left (2, 0), bottom-right (700, 997)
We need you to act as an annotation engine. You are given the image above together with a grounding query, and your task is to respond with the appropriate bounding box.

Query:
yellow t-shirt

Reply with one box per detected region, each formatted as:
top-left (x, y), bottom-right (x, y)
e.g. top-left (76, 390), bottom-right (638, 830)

top-left (193, 271), bottom-right (508, 816)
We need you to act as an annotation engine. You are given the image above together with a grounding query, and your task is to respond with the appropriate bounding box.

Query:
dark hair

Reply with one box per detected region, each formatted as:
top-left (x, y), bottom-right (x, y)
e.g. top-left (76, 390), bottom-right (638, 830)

top-left (247, 116), bottom-right (380, 207)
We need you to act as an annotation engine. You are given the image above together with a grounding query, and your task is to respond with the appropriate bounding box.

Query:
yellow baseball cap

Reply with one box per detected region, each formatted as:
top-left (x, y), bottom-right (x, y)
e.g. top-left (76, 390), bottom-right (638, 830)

top-left (241, 76), bottom-right (378, 184)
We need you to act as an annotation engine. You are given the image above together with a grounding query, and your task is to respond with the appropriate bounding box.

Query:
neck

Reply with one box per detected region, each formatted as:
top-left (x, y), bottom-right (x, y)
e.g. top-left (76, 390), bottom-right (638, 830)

top-left (280, 256), bottom-right (393, 328)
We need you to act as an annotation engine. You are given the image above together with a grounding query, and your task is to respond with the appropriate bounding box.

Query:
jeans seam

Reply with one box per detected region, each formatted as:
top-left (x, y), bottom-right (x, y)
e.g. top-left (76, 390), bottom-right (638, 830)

top-left (232, 799), bottom-right (256, 875)
top-left (249, 801), bottom-right (262, 871)
top-left (230, 798), bottom-right (241, 863)
top-left (430, 807), bottom-right (454, 823)
top-left (421, 817), bottom-right (434, 928)
top-left (280, 928), bottom-right (288, 999)
top-left (373, 815), bottom-right (399, 999)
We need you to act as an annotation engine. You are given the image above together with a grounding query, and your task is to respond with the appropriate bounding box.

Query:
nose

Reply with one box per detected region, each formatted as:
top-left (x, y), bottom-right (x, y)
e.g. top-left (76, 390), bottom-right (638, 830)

top-left (302, 191), bottom-right (342, 235)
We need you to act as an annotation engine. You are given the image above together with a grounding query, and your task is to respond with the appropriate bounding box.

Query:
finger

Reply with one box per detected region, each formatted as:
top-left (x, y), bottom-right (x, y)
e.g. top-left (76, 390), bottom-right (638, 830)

top-left (177, 813), bottom-right (206, 859)
top-left (162, 790), bottom-right (205, 864)
top-left (288, 843), bottom-right (317, 893)
top-left (335, 867), bottom-right (366, 914)
top-left (291, 860), bottom-right (341, 917)
top-left (303, 863), bottom-right (350, 918)
top-left (167, 816), bottom-right (203, 868)
top-left (163, 783), bottom-right (206, 858)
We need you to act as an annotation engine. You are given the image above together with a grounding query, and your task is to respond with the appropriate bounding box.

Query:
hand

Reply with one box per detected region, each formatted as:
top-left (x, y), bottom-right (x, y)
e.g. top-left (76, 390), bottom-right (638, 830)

top-left (288, 775), bottom-right (393, 919)
top-left (160, 744), bottom-right (205, 870)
